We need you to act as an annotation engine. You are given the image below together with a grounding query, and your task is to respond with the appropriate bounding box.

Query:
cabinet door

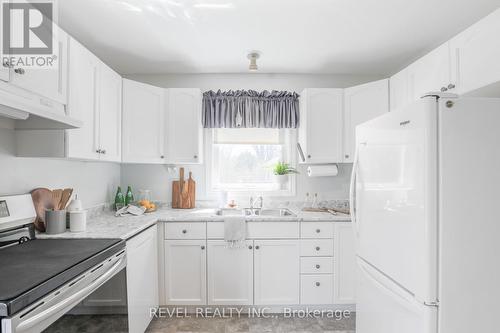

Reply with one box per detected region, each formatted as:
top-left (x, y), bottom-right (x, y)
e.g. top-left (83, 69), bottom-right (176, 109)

top-left (343, 79), bottom-right (389, 162)
top-left (334, 222), bottom-right (357, 304)
top-left (164, 240), bottom-right (207, 305)
top-left (122, 79), bottom-right (165, 164)
top-left (166, 88), bottom-right (203, 164)
top-left (127, 225), bottom-right (159, 333)
top-left (450, 8), bottom-right (500, 95)
top-left (66, 38), bottom-right (100, 160)
top-left (98, 63), bottom-right (122, 162)
top-left (9, 26), bottom-right (68, 104)
top-left (407, 42), bottom-right (452, 100)
top-left (299, 89), bottom-right (343, 164)
top-left (207, 240), bottom-right (253, 305)
top-left (254, 240), bottom-right (300, 305)
top-left (0, 1), bottom-right (9, 82)
top-left (390, 68), bottom-right (409, 112)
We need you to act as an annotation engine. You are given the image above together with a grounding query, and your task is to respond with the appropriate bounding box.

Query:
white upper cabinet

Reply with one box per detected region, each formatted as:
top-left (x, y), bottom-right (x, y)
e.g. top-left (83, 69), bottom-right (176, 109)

top-left (122, 79), bottom-right (166, 164)
top-left (9, 26), bottom-right (68, 105)
top-left (165, 88), bottom-right (203, 164)
top-left (66, 38), bottom-right (100, 160)
top-left (97, 63), bottom-right (122, 162)
top-left (343, 79), bottom-right (389, 162)
top-left (299, 89), bottom-right (343, 164)
top-left (449, 8), bottom-right (500, 95)
top-left (407, 42), bottom-right (454, 99)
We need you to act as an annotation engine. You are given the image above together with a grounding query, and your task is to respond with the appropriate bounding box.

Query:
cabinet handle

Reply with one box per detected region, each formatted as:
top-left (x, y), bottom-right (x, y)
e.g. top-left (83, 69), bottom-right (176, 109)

top-left (440, 86), bottom-right (448, 92)
top-left (316, 229), bottom-right (321, 233)
top-left (315, 282), bottom-right (321, 287)
top-left (194, 155), bottom-right (198, 159)
top-left (255, 245), bottom-right (260, 250)
top-left (248, 245), bottom-right (253, 250)
top-left (315, 246), bottom-right (320, 251)
top-left (201, 246), bottom-right (205, 250)
top-left (160, 155), bottom-right (164, 159)
top-left (345, 154), bottom-right (350, 159)
top-left (315, 264), bottom-right (320, 269)
top-left (14, 68), bottom-right (25, 75)
top-left (182, 229), bottom-right (187, 234)
top-left (447, 83), bottom-right (455, 90)
top-left (101, 149), bottom-right (106, 154)
top-left (307, 155), bottom-right (311, 159)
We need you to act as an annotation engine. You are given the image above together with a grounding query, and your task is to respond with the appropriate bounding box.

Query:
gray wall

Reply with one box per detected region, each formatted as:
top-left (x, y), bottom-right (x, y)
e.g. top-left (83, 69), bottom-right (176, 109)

top-left (121, 73), bottom-right (373, 203)
top-left (0, 121), bottom-right (121, 208)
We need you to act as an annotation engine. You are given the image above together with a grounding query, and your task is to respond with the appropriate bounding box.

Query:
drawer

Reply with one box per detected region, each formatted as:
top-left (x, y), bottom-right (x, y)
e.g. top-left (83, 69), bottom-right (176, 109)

top-left (300, 275), bottom-right (334, 304)
top-left (301, 222), bottom-right (334, 239)
top-left (165, 222), bottom-right (206, 239)
top-left (300, 257), bottom-right (333, 274)
top-left (300, 239), bottom-right (334, 256)
top-left (207, 222), bottom-right (299, 239)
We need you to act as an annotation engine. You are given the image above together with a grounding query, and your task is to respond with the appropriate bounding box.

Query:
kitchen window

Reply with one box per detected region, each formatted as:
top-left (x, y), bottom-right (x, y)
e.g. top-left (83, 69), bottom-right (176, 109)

top-left (206, 128), bottom-right (296, 195)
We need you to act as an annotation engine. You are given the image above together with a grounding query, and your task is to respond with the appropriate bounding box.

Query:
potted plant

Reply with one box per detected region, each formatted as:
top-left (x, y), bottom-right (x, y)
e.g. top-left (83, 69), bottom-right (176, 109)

top-left (273, 162), bottom-right (299, 185)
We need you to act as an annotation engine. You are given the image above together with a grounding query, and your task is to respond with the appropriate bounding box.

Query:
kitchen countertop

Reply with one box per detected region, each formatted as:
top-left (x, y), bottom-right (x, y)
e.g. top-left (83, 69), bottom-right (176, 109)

top-left (37, 207), bottom-right (350, 240)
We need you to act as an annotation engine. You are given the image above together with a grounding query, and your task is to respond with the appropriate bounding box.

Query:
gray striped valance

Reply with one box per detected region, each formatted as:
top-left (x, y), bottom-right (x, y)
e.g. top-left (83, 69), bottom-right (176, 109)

top-left (202, 90), bottom-right (300, 129)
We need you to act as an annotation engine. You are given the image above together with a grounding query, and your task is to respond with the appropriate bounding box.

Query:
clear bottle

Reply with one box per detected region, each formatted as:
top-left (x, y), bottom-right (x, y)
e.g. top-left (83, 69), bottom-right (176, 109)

top-left (311, 193), bottom-right (319, 209)
top-left (125, 186), bottom-right (134, 206)
top-left (302, 192), bottom-right (312, 209)
top-left (114, 187), bottom-right (125, 210)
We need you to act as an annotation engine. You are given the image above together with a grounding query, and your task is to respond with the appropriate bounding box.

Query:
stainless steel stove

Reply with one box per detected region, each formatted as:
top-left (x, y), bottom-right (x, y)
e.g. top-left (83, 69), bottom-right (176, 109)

top-left (0, 194), bottom-right (126, 333)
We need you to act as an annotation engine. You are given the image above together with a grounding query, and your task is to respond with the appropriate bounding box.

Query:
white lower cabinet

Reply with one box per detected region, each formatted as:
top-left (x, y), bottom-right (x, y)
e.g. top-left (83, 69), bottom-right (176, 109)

top-left (334, 222), bottom-right (357, 304)
top-left (126, 225), bottom-right (159, 333)
top-left (301, 275), bottom-right (334, 305)
top-left (254, 240), bottom-right (300, 305)
top-left (164, 240), bottom-right (207, 305)
top-left (207, 240), bottom-right (253, 305)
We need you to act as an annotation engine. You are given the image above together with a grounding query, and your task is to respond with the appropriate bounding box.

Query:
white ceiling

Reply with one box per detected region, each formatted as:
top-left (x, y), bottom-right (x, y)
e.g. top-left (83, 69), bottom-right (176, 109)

top-left (59, 0), bottom-right (500, 75)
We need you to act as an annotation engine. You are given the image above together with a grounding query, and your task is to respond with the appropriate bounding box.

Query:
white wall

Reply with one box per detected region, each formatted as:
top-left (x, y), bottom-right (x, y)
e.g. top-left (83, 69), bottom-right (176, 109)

top-left (121, 73), bottom-right (375, 203)
top-left (0, 123), bottom-right (121, 208)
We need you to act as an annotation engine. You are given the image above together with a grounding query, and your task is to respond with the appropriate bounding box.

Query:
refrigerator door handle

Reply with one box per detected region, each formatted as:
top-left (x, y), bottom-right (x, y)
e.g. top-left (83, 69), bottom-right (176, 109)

top-left (349, 145), bottom-right (360, 237)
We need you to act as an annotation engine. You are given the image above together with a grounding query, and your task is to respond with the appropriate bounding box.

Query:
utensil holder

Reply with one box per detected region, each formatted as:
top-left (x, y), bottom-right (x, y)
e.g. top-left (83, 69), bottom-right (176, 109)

top-left (45, 209), bottom-right (67, 234)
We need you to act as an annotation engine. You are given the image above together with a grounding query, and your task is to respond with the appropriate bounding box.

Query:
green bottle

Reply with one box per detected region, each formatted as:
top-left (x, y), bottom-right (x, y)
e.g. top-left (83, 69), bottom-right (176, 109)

top-left (114, 186), bottom-right (125, 210)
top-left (125, 186), bottom-right (134, 206)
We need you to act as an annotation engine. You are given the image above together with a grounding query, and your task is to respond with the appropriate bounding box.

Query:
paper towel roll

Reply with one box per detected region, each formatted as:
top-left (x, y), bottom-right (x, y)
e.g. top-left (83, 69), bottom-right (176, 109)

top-left (307, 164), bottom-right (339, 177)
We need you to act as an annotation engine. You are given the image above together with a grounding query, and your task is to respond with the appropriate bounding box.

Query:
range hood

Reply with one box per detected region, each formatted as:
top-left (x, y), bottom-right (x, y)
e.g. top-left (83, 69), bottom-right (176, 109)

top-left (0, 90), bottom-right (82, 130)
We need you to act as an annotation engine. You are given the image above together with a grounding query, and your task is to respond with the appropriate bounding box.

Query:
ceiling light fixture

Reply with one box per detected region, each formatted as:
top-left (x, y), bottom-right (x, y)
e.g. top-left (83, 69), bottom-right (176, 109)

top-left (247, 52), bottom-right (260, 72)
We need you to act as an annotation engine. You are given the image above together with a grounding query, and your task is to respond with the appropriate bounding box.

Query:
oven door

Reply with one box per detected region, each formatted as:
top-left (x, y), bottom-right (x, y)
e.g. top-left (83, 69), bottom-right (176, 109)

top-left (1, 251), bottom-right (126, 333)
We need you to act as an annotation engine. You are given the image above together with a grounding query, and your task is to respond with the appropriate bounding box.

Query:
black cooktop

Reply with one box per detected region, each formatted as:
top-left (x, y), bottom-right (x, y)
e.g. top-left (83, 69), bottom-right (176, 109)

top-left (0, 238), bottom-right (125, 316)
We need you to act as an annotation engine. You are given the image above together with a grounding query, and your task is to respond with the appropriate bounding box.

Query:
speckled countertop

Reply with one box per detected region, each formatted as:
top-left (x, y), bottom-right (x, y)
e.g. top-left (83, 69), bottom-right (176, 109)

top-left (37, 207), bottom-right (350, 240)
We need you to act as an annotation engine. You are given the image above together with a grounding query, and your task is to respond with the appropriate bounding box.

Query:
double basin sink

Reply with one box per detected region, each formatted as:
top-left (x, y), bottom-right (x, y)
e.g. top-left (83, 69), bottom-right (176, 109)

top-left (215, 208), bottom-right (296, 217)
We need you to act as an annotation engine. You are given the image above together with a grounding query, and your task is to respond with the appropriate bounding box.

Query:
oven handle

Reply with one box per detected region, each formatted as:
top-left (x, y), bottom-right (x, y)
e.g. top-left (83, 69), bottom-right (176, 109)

top-left (15, 255), bottom-right (125, 332)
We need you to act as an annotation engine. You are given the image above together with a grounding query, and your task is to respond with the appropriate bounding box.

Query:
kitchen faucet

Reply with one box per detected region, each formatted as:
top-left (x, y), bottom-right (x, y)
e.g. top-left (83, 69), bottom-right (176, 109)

top-left (250, 196), bottom-right (263, 210)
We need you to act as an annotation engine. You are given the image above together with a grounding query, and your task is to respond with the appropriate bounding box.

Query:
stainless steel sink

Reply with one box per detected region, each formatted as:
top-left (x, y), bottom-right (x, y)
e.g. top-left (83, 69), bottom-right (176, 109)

top-left (215, 208), bottom-right (296, 217)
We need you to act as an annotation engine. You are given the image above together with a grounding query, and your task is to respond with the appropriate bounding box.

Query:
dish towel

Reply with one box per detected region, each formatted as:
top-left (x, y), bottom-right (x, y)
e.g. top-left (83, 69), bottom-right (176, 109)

top-left (224, 215), bottom-right (246, 248)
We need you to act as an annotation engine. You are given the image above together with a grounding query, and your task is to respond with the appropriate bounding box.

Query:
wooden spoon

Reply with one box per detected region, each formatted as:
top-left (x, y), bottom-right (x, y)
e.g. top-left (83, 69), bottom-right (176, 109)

top-left (52, 189), bottom-right (63, 210)
top-left (59, 188), bottom-right (73, 210)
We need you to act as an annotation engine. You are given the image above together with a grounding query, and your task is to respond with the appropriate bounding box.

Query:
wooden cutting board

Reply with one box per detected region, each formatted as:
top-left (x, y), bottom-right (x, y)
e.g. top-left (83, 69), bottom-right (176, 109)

top-left (171, 168), bottom-right (195, 209)
top-left (31, 188), bottom-right (55, 232)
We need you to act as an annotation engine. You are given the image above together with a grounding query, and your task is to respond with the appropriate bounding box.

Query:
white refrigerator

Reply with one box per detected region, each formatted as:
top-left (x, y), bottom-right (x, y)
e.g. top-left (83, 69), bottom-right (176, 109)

top-left (350, 94), bottom-right (500, 333)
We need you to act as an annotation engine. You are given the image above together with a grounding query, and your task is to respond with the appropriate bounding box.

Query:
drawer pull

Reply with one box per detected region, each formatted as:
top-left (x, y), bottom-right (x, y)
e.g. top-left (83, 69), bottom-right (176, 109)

top-left (315, 264), bottom-right (320, 269)
top-left (255, 245), bottom-right (260, 250)
top-left (315, 282), bottom-right (321, 287)
top-left (201, 245), bottom-right (205, 250)
top-left (248, 245), bottom-right (253, 250)
top-left (315, 246), bottom-right (320, 251)
top-left (182, 229), bottom-right (187, 234)
top-left (316, 229), bottom-right (321, 233)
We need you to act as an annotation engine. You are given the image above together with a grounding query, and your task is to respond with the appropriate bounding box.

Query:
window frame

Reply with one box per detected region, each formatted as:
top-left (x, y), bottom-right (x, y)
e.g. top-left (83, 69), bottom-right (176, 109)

top-left (204, 128), bottom-right (297, 197)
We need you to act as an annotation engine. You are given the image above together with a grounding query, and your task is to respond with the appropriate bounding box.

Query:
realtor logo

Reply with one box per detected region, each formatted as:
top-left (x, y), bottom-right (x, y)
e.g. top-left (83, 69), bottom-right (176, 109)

top-left (2, 1), bottom-right (53, 54)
